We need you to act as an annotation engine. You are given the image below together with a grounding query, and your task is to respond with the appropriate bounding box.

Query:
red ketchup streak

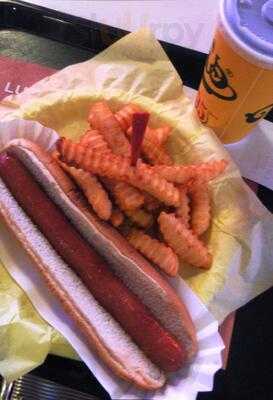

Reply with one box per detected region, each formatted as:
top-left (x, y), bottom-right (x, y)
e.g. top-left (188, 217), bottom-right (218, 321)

top-left (131, 112), bottom-right (150, 166)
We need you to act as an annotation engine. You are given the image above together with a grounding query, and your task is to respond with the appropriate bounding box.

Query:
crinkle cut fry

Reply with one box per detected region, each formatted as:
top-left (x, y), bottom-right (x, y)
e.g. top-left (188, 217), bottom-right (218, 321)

top-left (152, 159), bottom-right (228, 184)
top-left (142, 140), bottom-right (173, 166)
top-left (110, 207), bottom-right (124, 227)
top-left (102, 178), bottom-right (145, 211)
top-left (58, 162), bottom-right (112, 221)
top-left (143, 193), bottom-right (160, 211)
top-left (158, 212), bottom-right (212, 269)
top-left (78, 128), bottom-right (143, 211)
top-left (111, 181), bottom-right (145, 210)
top-left (57, 138), bottom-right (130, 180)
top-left (127, 126), bottom-right (173, 165)
top-left (127, 125), bottom-right (171, 147)
top-left (79, 129), bottom-right (111, 154)
top-left (127, 229), bottom-right (179, 277)
top-left (189, 182), bottom-right (211, 236)
top-left (152, 126), bottom-right (172, 145)
top-left (79, 123), bottom-right (145, 213)
top-left (88, 101), bottom-right (131, 157)
top-left (102, 179), bottom-right (149, 228)
top-left (102, 175), bottom-right (157, 215)
top-left (176, 186), bottom-right (190, 228)
top-left (130, 162), bottom-right (180, 207)
top-left (57, 138), bottom-right (180, 207)
top-left (115, 103), bottom-right (143, 132)
top-left (124, 208), bottom-right (153, 228)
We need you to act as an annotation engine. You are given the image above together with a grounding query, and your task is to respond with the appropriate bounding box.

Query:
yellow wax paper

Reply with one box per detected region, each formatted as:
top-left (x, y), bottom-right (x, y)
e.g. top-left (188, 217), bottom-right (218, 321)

top-left (0, 29), bottom-right (273, 381)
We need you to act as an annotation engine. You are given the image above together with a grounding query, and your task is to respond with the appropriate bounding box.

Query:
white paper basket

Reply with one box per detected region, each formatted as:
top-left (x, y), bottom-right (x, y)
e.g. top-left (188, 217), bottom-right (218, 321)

top-left (0, 119), bottom-right (224, 400)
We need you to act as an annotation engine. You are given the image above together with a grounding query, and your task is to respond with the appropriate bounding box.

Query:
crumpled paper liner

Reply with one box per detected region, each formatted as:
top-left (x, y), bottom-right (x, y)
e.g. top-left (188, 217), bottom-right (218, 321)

top-left (0, 118), bottom-right (224, 398)
top-left (0, 28), bottom-right (272, 387)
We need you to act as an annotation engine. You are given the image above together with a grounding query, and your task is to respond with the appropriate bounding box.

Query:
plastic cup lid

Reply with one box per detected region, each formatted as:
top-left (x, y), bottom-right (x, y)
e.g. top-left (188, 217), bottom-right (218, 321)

top-left (224, 0), bottom-right (273, 59)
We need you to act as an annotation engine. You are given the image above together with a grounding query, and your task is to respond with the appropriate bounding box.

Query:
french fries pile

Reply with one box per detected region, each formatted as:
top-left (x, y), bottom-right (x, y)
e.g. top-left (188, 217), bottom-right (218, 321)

top-left (55, 101), bottom-right (228, 277)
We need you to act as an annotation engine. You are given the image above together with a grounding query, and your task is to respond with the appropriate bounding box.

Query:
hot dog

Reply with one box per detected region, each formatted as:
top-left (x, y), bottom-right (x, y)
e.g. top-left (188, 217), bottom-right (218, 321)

top-left (0, 139), bottom-right (197, 390)
top-left (0, 152), bottom-right (184, 371)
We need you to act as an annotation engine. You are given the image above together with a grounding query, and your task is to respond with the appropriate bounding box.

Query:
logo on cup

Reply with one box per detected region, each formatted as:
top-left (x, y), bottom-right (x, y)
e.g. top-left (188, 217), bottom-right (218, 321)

top-left (245, 102), bottom-right (273, 123)
top-left (202, 51), bottom-right (237, 101)
top-left (195, 93), bottom-right (218, 125)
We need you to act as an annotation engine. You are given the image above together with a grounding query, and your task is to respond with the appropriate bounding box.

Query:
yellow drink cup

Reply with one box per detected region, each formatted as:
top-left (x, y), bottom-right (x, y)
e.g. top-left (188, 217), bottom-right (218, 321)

top-left (196, 0), bottom-right (273, 143)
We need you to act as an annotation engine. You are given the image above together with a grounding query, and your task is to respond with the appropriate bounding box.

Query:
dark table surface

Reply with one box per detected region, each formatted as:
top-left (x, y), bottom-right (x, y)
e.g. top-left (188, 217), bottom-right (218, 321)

top-left (1, 2), bottom-right (273, 399)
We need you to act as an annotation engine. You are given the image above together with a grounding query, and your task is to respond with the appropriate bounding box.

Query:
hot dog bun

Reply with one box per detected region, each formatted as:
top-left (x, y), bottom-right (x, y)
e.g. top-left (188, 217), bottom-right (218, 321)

top-left (0, 139), bottom-right (197, 389)
top-left (0, 181), bottom-right (165, 390)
